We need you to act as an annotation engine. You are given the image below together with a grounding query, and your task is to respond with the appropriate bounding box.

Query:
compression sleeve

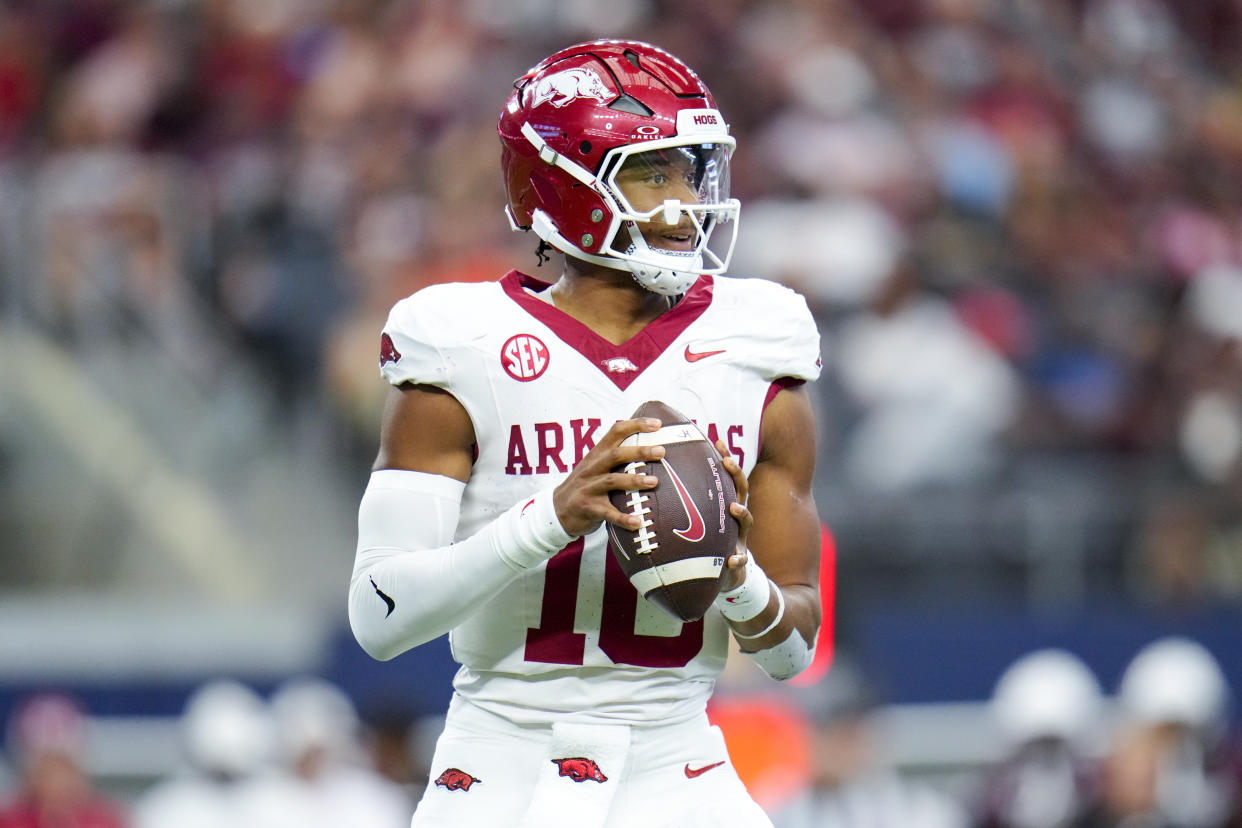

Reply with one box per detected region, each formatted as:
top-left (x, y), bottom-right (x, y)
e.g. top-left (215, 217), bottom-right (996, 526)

top-left (348, 469), bottom-right (573, 661)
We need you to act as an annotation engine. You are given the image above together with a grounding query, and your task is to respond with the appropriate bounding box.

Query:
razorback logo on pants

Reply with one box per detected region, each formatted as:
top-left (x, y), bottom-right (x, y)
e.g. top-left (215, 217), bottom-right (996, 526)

top-left (434, 768), bottom-right (481, 791)
top-left (552, 757), bottom-right (607, 783)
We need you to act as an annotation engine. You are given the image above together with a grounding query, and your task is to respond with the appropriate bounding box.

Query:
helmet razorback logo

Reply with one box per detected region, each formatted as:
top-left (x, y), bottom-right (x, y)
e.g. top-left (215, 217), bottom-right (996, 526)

top-left (434, 768), bottom-right (481, 791)
top-left (552, 757), bottom-right (608, 783)
top-left (379, 333), bottom-right (402, 367)
top-left (501, 334), bottom-right (550, 381)
top-left (528, 67), bottom-right (611, 109)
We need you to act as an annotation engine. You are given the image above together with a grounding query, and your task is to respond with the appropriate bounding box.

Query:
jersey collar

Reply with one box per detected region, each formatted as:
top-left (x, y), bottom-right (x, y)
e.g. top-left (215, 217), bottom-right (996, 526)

top-left (500, 270), bottom-right (715, 390)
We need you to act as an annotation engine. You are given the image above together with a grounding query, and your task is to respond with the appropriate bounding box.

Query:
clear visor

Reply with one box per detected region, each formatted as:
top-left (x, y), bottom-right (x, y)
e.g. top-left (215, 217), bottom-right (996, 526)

top-left (603, 143), bottom-right (733, 220)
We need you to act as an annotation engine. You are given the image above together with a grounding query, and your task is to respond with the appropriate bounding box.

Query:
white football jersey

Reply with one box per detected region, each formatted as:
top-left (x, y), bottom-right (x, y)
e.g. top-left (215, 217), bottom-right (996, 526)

top-left (379, 271), bottom-right (820, 727)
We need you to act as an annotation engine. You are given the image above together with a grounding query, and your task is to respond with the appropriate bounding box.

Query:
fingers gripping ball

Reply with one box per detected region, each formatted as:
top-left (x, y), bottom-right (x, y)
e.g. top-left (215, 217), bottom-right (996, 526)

top-left (607, 401), bottom-right (738, 622)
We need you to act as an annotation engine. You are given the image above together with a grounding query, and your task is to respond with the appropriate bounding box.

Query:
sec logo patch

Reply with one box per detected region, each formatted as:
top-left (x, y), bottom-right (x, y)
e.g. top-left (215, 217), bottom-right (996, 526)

top-left (502, 334), bottom-right (550, 381)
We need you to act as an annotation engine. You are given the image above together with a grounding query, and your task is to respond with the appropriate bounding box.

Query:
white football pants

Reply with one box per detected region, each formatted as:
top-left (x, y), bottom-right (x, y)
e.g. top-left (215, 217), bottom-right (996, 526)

top-left (411, 694), bottom-right (774, 828)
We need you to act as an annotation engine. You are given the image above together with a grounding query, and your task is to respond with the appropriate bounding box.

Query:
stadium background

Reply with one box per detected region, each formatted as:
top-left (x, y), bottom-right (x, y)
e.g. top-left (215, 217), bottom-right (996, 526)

top-left (1, 0), bottom-right (1239, 815)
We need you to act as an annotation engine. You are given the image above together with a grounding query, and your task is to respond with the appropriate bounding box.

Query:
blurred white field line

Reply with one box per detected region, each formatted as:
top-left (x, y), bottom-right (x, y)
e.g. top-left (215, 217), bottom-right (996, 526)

top-left (0, 596), bottom-right (326, 679)
top-left (82, 711), bottom-right (451, 794)
top-left (2, 325), bottom-right (264, 602)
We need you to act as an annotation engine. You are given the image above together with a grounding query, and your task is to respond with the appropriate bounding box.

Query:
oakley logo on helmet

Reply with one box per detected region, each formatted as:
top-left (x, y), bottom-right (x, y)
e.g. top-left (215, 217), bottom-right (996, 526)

top-left (528, 67), bottom-right (611, 109)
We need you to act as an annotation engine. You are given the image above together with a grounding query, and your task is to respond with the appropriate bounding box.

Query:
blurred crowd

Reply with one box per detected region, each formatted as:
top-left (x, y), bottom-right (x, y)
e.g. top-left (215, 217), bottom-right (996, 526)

top-left (711, 636), bottom-right (1241, 828)
top-left (1, 637), bottom-right (1235, 828)
top-left (3, 0), bottom-right (1241, 607)
top-left (2, 5), bottom-right (1239, 825)
top-left (971, 639), bottom-right (1240, 828)
top-left (0, 677), bottom-right (426, 828)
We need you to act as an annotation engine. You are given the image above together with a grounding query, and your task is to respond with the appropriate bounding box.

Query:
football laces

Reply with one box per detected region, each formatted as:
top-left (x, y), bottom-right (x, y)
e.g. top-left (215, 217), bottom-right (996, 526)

top-left (621, 461), bottom-right (658, 556)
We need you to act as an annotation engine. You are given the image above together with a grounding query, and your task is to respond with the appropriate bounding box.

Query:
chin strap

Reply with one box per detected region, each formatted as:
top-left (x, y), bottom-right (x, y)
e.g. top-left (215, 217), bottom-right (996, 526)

top-left (534, 240), bottom-right (553, 267)
top-left (622, 225), bottom-right (701, 296)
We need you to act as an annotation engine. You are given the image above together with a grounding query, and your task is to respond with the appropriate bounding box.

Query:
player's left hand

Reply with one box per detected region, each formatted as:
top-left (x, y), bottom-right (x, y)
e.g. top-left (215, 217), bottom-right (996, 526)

top-left (716, 440), bottom-right (752, 592)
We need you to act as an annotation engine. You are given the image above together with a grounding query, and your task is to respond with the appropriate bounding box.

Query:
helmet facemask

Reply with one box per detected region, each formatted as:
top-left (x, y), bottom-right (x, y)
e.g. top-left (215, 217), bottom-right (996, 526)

top-left (598, 139), bottom-right (740, 295)
top-left (512, 111), bottom-right (741, 297)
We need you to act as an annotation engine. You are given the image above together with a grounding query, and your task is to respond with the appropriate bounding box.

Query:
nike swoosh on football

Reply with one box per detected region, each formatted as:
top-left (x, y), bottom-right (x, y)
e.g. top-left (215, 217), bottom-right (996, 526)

top-left (663, 459), bottom-right (707, 542)
top-left (370, 577), bottom-right (396, 618)
top-left (684, 761), bottom-right (725, 779)
top-left (684, 345), bottom-right (726, 362)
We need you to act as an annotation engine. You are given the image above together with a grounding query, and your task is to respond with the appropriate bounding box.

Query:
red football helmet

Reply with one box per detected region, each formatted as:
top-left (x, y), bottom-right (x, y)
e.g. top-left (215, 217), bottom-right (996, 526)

top-left (498, 39), bottom-right (740, 295)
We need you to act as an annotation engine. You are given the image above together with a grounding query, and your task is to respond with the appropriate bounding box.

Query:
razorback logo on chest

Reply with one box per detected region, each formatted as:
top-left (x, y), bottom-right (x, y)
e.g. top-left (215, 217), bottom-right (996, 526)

top-left (504, 419), bottom-right (745, 475)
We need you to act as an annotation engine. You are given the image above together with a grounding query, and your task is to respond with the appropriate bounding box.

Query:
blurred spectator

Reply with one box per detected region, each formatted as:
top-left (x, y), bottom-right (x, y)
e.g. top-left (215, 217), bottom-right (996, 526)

top-left (0, 7), bottom-right (48, 158)
top-left (0, 693), bottom-right (128, 828)
top-left (357, 709), bottom-right (436, 808)
top-left (1084, 637), bottom-right (1240, 828)
top-left (243, 677), bottom-right (412, 828)
top-left (731, 196), bottom-right (908, 310)
top-left (975, 649), bottom-right (1106, 828)
top-left (830, 262), bottom-right (1022, 493)
top-left (1126, 497), bottom-right (1242, 609)
top-left (1177, 265), bottom-right (1242, 484)
top-left (771, 658), bottom-right (969, 828)
top-left (131, 679), bottom-right (275, 828)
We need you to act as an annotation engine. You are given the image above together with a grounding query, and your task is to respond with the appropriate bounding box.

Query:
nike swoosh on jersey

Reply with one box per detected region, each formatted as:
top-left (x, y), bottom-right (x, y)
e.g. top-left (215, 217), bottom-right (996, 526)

top-left (370, 577), bottom-right (396, 618)
top-left (684, 345), bottom-right (726, 362)
top-left (684, 761), bottom-right (726, 778)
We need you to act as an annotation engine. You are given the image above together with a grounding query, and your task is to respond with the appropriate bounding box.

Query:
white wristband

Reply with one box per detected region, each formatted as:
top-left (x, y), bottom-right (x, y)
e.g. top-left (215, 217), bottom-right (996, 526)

top-left (714, 555), bottom-right (773, 623)
top-left (732, 587), bottom-right (785, 640)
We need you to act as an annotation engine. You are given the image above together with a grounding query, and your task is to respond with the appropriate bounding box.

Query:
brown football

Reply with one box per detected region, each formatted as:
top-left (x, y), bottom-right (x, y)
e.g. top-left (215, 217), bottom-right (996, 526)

top-left (607, 401), bottom-right (738, 622)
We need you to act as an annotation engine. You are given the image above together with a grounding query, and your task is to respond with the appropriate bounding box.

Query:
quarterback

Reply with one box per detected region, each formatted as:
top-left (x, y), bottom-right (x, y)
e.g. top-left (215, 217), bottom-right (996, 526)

top-left (349, 39), bottom-right (823, 827)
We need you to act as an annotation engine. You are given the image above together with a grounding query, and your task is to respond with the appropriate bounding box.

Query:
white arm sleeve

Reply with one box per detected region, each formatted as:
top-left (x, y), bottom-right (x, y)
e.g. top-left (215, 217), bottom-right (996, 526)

top-left (348, 469), bottom-right (574, 661)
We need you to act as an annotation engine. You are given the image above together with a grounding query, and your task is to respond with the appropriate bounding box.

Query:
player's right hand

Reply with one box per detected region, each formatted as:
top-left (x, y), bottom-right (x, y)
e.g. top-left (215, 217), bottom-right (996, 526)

top-left (553, 417), bottom-right (665, 537)
top-left (716, 439), bottom-right (753, 593)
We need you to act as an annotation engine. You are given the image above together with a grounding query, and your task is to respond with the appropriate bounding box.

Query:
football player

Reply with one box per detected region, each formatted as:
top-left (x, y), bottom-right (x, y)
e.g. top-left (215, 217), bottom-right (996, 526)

top-left (349, 39), bottom-right (824, 828)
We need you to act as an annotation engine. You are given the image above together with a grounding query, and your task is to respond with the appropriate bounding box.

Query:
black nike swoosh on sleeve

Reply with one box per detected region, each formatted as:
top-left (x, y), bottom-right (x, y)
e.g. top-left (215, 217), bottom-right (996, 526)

top-left (370, 577), bottom-right (396, 617)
